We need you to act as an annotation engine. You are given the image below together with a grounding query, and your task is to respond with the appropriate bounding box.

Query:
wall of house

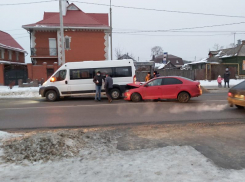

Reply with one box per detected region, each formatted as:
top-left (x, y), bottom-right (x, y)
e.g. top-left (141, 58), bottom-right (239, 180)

top-left (36, 58), bottom-right (58, 65)
top-left (0, 48), bottom-right (25, 63)
top-left (222, 56), bottom-right (245, 76)
top-left (0, 64), bottom-right (4, 85)
top-left (64, 30), bottom-right (106, 62)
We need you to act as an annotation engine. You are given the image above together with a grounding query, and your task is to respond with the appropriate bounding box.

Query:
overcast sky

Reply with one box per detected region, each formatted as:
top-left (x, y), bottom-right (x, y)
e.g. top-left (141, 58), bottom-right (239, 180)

top-left (1, 0), bottom-right (245, 63)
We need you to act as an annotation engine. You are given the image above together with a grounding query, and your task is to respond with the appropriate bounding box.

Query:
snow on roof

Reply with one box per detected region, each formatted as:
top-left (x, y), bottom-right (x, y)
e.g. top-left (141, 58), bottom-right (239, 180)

top-left (187, 58), bottom-right (207, 65)
top-left (0, 31), bottom-right (26, 52)
top-left (0, 60), bottom-right (26, 65)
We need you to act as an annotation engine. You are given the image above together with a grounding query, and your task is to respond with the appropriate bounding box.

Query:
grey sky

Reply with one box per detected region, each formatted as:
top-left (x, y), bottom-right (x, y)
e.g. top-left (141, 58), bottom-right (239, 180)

top-left (1, 0), bottom-right (245, 63)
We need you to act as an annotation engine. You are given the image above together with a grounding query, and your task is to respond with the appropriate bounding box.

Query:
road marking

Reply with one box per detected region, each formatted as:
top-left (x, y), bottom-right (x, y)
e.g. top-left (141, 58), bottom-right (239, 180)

top-left (0, 100), bottom-right (229, 111)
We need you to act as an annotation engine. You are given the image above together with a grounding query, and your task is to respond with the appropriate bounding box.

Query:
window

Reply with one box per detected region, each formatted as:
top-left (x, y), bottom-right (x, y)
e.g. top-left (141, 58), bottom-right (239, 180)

top-left (8, 50), bottom-right (12, 60)
top-left (65, 37), bottom-right (71, 49)
top-left (0, 49), bottom-right (4, 59)
top-left (70, 69), bottom-right (93, 80)
top-left (162, 78), bottom-right (183, 85)
top-left (233, 81), bottom-right (245, 90)
top-left (16, 52), bottom-right (19, 61)
top-left (49, 38), bottom-right (57, 56)
top-left (114, 67), bottom-right (132, 77)
top-left (94, 68), bottom-right (112, 77)
top-left (147, 79), bottom-right (162, 87)
top-left (53, 70), bottom-right (67, 81)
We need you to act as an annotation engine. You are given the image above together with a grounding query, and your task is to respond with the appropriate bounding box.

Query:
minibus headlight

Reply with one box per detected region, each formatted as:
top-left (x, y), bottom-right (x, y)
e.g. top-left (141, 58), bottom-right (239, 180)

top-left (50, 77), bottom-right (56, 82)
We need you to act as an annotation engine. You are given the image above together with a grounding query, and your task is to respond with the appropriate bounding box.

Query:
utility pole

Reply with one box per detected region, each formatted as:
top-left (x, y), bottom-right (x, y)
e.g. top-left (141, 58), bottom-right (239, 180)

top-left (59, 0), bottom-right (65, 65)
top-left (234, 32), bottom-right (236, 46)
top-left (110, 0), bottom-right (113, 60)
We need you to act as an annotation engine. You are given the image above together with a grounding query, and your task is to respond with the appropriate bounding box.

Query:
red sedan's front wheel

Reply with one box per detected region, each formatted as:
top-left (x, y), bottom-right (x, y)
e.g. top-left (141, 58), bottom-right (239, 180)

top-left (131, 93), bottom-right (142, 102)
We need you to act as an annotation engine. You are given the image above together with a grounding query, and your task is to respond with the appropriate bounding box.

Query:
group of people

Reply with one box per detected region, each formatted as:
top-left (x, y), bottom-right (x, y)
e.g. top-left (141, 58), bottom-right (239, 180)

top-left (217, 68), bottom-right (231, 88)
top-left (145, 71), bottom-right (160, 82)
top-left (93, 71), bottom-right (113, 103)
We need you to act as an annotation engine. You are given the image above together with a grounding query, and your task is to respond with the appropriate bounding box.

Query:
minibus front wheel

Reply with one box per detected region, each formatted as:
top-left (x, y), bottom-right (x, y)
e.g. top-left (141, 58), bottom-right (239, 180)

top-left (45, 90), bottom-right (58, 102)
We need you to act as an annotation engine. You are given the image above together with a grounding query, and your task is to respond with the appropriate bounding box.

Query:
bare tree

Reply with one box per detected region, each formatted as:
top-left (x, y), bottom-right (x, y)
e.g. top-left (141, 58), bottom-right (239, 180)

top-left (115, 47), bottom-right (123, 59)
top-left (213, 44), bottom-right (224, 51)
top-left (151, 46), bottom-right (163, 57)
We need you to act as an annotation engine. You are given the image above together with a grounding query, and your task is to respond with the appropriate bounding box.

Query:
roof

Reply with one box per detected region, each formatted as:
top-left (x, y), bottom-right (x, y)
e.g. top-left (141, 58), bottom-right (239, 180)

top-left (118, 54), bottom-right (136, 62)
top-left (153, 54), bottom-right (184, 66)
top-left (0, 31), bottom-right (26, 52)
top-left (23, 3), bottom-right (109, 29)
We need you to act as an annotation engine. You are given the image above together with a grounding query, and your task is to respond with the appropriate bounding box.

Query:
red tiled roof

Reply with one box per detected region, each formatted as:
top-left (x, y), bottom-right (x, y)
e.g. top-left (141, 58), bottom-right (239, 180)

top-left (0, 31), bottom-right (25, 51)
top-left (23, 3), bottom-right (109, 28)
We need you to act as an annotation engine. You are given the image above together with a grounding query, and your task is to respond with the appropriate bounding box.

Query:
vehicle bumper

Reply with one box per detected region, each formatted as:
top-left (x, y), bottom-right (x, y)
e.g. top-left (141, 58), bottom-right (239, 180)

top-left (228, 97), bottom-right (245, 107)
top-left (124, 92), bottom-right (131, 101)
top-left (39, 87), bottom-right (45, 97)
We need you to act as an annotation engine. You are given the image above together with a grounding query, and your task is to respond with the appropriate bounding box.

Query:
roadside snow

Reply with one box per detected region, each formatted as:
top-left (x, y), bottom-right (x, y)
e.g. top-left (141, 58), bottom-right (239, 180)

top-left (1, 130), bottom-right (245, 181)
top-left (199, 79), bottom-right (244, 87)
top-left (0, 146), bottom-right (245, 182)
top-left (0, 86), bottom-right (39, 98)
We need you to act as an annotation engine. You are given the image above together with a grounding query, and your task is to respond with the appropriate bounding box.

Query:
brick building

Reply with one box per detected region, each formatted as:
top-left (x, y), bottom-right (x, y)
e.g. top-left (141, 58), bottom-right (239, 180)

top-left (0, 31), bottom-right (27, 85)
top-left (22, 2), bottom-right (110, 68)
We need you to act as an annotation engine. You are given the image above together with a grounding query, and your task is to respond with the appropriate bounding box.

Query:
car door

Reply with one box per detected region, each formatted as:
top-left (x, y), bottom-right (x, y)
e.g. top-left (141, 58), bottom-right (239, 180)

top-left (49, 69), bottom-right (69, 96)
top-left (161, 78), bottom-right (183, 99)
top-left (143, 78), bottom-right (163, 99)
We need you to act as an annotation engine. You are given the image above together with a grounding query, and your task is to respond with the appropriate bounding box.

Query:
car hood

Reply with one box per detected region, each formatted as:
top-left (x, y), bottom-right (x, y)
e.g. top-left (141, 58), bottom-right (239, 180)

top-left (127, 82), bottom-right (144, 88)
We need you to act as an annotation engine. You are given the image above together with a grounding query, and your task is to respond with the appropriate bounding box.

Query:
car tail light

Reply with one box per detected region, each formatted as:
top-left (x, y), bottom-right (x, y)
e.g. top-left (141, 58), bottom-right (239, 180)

top-left (228, 92), bottom-right (233, 97)
top-left (133, 75), bottom-right (136, 83)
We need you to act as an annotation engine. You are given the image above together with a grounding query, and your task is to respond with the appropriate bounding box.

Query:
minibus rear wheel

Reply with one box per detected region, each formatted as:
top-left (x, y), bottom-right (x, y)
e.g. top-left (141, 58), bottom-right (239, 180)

top-left (46, 90), bottom-right (58, 102)
top-left (110, 88), bottom-right (121, 100)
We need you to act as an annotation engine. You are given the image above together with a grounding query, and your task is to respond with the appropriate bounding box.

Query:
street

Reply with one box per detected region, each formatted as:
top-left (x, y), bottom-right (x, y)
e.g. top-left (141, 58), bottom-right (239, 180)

top-left (0, 92), bottom-right (244, 130)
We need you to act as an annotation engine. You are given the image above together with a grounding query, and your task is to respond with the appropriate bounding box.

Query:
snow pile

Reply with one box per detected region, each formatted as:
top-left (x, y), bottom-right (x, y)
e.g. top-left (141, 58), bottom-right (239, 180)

top-left (2, 130), bottom-right (119, 163)
top-left (0, 86), bottom-right (39, 98)
top-left (199, 79), bottom-right (244, 87)
top-left (1, 146), bottom-right (245, 182)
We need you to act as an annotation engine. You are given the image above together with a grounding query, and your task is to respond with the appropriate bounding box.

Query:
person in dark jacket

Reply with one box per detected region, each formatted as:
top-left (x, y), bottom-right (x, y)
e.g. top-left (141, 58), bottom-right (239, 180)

top-left (93, 71), bottom-right (104, 101)
top-left (104, 73), bottom-right (113, 103)
top-left (153, 71), bottom-right (160, 78)
top-left (224, 68), bottom-right (231, 88)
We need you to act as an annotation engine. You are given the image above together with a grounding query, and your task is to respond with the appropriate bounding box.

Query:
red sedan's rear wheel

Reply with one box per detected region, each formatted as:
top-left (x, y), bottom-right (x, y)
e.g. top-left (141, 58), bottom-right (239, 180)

top-left (131, 93), bottom-right (142, 102)
top-left (178, 92), bottom-right (190, 103)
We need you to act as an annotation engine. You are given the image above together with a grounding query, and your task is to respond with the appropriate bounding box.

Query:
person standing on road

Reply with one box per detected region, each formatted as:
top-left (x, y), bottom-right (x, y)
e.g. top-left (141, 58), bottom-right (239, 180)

top-left (153, 71), bottom-right (160, 78)
top-left (217, 75), bottom-right (223, 88)
top-left (145, 72), bottom-right (152, 82)
top-left (224, 68), bottom-right (231, 88)
top-left (93, 71), bottom-right (104, 101)
top-left (104, 73), bottom-right (113, 103)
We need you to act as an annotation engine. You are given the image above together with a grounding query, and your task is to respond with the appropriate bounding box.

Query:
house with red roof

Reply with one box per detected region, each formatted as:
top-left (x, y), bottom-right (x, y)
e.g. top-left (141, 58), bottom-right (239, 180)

top-left (0, 31), bottom-right (27, 85)
top-left (22, 1), bottom-right (110, 69)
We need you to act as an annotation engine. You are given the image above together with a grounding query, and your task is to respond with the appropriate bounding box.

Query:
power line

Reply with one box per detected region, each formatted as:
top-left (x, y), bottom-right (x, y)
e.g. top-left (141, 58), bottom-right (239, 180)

top-left (113, 22), bottom-right (245, 34)
top-left (72, 0), bottom-right (245, 18)
top-left (0, 36), bottom-right (29, 42)
top-left (0, 0), bottom-right (57, 6)
top-left (114, 33), bottom-right (233, 37)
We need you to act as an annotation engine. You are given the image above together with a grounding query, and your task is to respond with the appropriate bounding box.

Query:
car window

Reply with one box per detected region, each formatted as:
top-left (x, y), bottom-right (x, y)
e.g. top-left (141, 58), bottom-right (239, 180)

top-left (94, 68), bottom-right (113, 77)
top-left (147, 79), bottom-right (162, 86)
top-left (53, 70), bottom-right (66, 81)
top-left (162, 78), bottom-right (183, 85)
top-left (70, 69), bottom-right (93, 80)
top-left (232, 81), bottom-right (245, 90)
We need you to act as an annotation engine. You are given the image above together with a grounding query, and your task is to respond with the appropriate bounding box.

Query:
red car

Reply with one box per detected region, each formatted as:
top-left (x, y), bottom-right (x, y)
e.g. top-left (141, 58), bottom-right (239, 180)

top-left (124, 76), bottom-right (202, 103)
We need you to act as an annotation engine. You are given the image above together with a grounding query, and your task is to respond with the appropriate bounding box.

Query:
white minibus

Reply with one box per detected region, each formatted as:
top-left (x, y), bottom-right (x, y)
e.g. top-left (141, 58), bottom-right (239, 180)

top-left (39, 60), bottom-right (136, 101)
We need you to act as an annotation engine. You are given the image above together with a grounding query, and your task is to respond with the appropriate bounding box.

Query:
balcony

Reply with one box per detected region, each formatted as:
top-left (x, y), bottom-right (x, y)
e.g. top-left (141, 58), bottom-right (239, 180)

top-left (31, 48), bottom-right (58, 57)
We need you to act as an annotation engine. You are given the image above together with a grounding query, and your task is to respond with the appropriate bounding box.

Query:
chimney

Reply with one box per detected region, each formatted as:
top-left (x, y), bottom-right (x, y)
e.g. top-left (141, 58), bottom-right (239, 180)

top-left (237, 39), bottom-right (242, 45)
top-left (62, 0), bottom-right (69, 16)
top-left (242, 40), bottom-right (245, 45)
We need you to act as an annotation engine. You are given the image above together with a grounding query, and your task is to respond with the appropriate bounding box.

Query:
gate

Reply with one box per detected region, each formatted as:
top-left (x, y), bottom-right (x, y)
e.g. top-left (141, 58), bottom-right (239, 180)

top-left (4, 65), bottom-right (28, 85)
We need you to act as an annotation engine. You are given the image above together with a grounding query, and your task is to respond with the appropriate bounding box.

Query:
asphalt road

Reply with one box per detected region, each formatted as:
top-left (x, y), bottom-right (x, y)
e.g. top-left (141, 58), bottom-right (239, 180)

top-left (0, 92), bottom-right (244, 130)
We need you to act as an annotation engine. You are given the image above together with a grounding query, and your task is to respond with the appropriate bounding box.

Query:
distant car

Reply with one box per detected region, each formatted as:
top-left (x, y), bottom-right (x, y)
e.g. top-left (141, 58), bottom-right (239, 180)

top-left (124, 76), bottom-right (202, 103)
top-left (228, 80), bottom-right (245, 109)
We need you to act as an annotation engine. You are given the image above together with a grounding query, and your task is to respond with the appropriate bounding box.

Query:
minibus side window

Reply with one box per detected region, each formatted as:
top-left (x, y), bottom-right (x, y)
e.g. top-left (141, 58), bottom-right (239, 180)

top-left (93, 68), bottom-right (113, 77)
top-left (70, 69), bottom-right (93, 80)
top-left (53, 70), bottom-right (67, 81)
top-left (114, 66), bottom-right (132, 77)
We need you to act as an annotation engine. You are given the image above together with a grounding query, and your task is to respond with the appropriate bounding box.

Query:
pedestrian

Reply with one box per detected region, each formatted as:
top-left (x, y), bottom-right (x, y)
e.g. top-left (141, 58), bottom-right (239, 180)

top-left (217, 75), bottom-right (223, 88)
top-left (224, 68), bottom-right (231, 88)
top-left (104, 73), bottom-right (113, 103)
top-left (93, 71), bottom-right (104, 101)
top-left (145, 72), bottom-right (152, 82)
top-left (153, 71), bottom-right (160, 78)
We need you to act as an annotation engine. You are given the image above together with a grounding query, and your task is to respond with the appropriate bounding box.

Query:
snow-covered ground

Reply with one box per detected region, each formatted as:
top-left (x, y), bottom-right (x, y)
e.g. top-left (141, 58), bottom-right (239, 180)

top-left (199, 79), bottom-right (244, 87)
top-left (0, 130), bottom-right (245, 182)
top-left (0, 86), bottom-right (39, 98)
